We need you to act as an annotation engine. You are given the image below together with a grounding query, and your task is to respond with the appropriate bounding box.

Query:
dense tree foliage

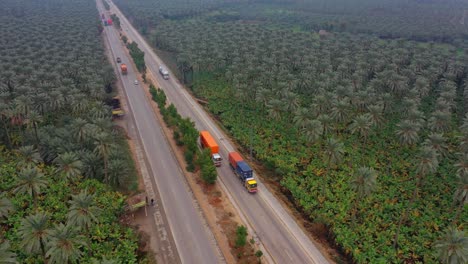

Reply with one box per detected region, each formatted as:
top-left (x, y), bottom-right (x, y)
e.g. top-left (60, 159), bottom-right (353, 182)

top-left (114, 0), bottom-right (468, 43)
top-left (127, 42), bottom-right (146, 73)
top-left (0, 0), bottom-right (140, 262)
top-left (0, 152), bottom-right (138, 263)
top-left (116, 0), bottom-right (468, 262)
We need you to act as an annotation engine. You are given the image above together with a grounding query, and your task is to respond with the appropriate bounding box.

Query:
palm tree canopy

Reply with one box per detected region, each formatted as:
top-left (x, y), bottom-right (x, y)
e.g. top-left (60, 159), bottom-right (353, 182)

top-left (67, 190), bottom-right (100, 230)
top-left (54, 152), bottom-right (83, 181)
top-left (13, 167), bottom-right (48, 199)
top-left (18, 212), bottom-right (50, 255)
top-left (303, 119), bottom-right (322, 143)
top-left (396, 119), bottom-right (420, 145)
top-left (416, 146), bottom-right (439, 177)
top-left (350, 167), bottom-right (378, 198)
top-left (433, 226), bottom-right (468, 264)
top-left (424, 133), bottom-right (448, 157)
top-left (453, 172), bottom-right (468, 205)
top-left (348, 114), bottom-right (372, 138)
top-left (46, 223), bottom-right (87, 264)
top-left (0, 241), bottom-right (17, 264)
top-left (324, 138), bottom-right (345, 166)
top-left (16, 145), bottom-right (43, 168)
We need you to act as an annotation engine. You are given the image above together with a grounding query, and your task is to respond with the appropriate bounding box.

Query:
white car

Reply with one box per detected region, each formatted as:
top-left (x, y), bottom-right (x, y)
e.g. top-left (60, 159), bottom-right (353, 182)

top-left (134, 80), bottom-right (138, 85)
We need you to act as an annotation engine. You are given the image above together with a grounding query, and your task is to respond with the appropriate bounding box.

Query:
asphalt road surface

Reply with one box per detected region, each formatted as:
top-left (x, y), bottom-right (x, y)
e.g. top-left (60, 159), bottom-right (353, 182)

top-left (106, 1), bottom-right (331, 263)
top-left (96, 1), bottom-right (225, 263)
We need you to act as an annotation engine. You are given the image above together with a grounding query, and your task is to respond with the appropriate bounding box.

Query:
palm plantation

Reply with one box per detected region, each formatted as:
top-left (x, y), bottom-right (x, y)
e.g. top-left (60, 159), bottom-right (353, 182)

top-left (0, 0), bottom-right (139, 262)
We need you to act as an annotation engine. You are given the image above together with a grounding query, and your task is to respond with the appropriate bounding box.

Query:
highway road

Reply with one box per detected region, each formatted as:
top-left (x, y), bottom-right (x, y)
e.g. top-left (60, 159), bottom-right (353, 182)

top-left (105, 1), bottom-right (331, 263)
top-left (96, 1), bottom-right (224, 263)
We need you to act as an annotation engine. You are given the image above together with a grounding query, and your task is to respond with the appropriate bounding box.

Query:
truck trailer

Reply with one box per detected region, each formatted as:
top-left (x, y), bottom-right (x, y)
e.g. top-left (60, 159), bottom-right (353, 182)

top-left (199, 131), bottom-right (222, 166)
top-left (228, 152), bottom-right (258, 193)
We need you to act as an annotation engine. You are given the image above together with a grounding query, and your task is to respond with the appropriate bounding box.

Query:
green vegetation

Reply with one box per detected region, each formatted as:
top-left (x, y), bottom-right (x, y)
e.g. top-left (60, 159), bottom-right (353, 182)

top-left (150, 85), bottom-right (217, 183)
top-left (0, 0), bottom-right (140, 262)
top-left (114, 0), bottom-right (468, 43)
top-left (114, 0), bottom-right (468, 262)
top-left (235, 225), bottom-right (248, 248)
top-left (1, 153), bottom-right (138, 263)
top-left (127, 42), bottom-right (146, 73)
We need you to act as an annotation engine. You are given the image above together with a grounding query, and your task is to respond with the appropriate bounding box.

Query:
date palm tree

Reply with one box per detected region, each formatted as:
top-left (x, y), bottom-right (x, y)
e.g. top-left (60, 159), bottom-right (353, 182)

top-left (453, 155), bottom-right (468, 223)
top-left (283, 90), bottom-right (299, 112)
top-left (0, 241), bottom-right (17, 264)
top-left (266, 99), bottom-right (284, 120)
top-left (255, 88), bottom-right (271, 109)
top-left (415, 146), bottom-right (439, 189)
top-left (72, 118), bottom-right (91, 145)
top-left (293, 107), bottom-right (310, 129)
top-left (348, 114), bottom-right (372, 143)
top-left (25, 110), bottom-right (42, 145)
top-left (13, 167), bottom-right (47, 208)
top-left (108, 158), bottom-right (128, 187)
top-left (429, 110), bottom-right (451, 133)
top-left (94, 132), bottom-right (114, 183)
top-left (18, 212), bottom-right (50, 258)
top-left (424, 133), bottom-right (448, 157)
top-left (317, 114), bottom-right (332, 137)
top-left (367, 104), bottom-right (384, 127)
top-left (0, 102), bottom-right (13, 148)
top-left (67, 190), bottom-right (100, 231)
top-left (302, 119), bottom-right (322, 144)
top-left (324, 138), bottom-right (345, 169)
top-left (16, 145), bottom-right (42, 168)
top-left (46, 223), bottom-right (87, 264)
top-left (54, 152), bottom-right (83, 182)
top-left (349, 167), bottom-right (377, 220)
top-left (396, 120), bottom-right (420, 145)
top-left (330, 99), bottom-right (349, 125)
top-left (433, 226), bottom-right (468, 264)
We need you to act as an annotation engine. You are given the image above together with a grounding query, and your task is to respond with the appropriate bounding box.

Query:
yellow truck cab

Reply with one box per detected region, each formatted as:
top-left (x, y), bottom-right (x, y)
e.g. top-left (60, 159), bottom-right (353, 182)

top-left (245, 179), bottom-right (258, 193)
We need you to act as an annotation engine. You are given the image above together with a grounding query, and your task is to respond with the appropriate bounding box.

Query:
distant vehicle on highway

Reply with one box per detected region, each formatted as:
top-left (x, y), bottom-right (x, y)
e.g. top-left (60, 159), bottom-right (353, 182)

top-left (120, 64), bottom-right (127, 75)
top-left (134, 80), bottom-right (139, 85)
top-left (159, 66), bottom-right (170, 80)
top-left (116, 57), bottom-right (121, 63)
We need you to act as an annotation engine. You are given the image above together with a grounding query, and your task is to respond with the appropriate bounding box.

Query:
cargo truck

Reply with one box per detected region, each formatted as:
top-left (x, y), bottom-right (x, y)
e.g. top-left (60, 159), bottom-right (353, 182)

top-left (228, 152), bottom-right (258, 193)
top-left (159, 66), bottom-right (170, 80)
top-left (199, 131), bottom-right (222, 166)
top-left (111, 96), bottom-right (124, 118)
top-left (120, 64), bottom-right (127, 75)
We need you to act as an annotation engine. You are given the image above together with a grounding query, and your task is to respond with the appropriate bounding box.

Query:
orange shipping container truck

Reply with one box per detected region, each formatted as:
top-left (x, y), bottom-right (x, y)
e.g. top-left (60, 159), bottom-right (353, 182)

top-left (120, 64), bottom-right (127, 75)
top-left (200, 131), bottom-right (222, 166)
